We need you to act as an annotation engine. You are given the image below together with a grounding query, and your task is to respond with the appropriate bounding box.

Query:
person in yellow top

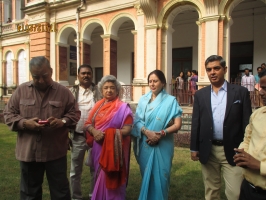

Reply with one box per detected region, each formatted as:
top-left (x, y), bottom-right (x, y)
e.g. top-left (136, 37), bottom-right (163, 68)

top-left (234, 68), bottom-right (266, 200)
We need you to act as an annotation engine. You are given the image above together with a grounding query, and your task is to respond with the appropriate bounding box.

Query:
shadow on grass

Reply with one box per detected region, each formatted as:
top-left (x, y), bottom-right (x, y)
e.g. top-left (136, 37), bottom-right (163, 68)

top-left (0, 124), bottom-right (226, 200)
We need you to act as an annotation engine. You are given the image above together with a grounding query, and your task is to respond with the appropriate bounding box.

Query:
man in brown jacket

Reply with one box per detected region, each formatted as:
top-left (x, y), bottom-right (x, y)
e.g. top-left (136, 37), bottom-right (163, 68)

top-left (4, 56), bottom-right (80, 200)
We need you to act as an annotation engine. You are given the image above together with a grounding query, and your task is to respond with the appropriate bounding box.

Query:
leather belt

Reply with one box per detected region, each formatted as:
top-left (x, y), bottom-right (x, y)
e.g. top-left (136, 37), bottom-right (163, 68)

top-left (247, 180), bottom-right (266, 194)
top-left (212, 140), bottom-right (224, 146)
top-left (74, 131), bottom-right (84, 135)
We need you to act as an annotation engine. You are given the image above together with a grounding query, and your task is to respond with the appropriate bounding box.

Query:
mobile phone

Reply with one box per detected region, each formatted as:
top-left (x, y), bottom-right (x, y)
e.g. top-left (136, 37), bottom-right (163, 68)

top-left (38, 120), bottom-right (49, 125)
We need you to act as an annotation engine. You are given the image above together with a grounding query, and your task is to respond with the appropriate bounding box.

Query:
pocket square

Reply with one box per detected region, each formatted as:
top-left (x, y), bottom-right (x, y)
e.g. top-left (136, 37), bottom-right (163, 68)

top-left (233, 100), bottom-right (241, 104)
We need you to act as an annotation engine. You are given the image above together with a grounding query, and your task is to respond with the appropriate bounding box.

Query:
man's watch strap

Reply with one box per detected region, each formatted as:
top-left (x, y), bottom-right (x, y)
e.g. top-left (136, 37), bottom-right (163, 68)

top-left (62, 119), bottom-right (67, 126)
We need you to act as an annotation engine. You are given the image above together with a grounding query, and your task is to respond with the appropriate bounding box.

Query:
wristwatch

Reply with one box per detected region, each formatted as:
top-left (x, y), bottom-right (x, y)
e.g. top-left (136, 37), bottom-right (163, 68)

top-left (62, 119), bottom-right (67, 126)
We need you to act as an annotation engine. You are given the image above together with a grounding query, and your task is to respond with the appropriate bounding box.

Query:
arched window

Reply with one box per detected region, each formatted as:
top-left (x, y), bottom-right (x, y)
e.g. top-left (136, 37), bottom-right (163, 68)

top-left (18, 50), bottom-right (27, 84)
top-left (16, 0), bottom-right (25, 20)
top-left (4, 0), bottom-right (12, 23)
top-left (6, 51), bottom-right (14, 87)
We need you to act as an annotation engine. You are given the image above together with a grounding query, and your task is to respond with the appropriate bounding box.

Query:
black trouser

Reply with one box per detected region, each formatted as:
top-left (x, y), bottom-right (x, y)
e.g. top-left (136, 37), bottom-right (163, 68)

top-left (239, 179), bottom-right (266, 200)
top-left (20, 156), bottom-right (70, 200)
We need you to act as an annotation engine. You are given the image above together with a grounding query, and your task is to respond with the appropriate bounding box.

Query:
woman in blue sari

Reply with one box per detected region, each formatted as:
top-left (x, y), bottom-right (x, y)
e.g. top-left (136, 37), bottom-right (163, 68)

top-left (132, 70), bottom-right (182, 200)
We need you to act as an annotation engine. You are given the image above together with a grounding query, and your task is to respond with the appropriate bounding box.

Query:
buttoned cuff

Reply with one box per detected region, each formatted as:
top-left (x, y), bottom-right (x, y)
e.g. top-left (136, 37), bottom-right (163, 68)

top-left (17, 119), bottom-right (27, 130)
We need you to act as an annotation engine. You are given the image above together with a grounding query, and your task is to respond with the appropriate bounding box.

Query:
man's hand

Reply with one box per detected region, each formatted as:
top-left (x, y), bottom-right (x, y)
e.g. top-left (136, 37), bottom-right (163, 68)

top-left (24, 117), bottom-right (45, 131)
top-left (47, 117), bottom-right (65, 129)
top-left (233, 148), bottom-right (260, 170)
top-left (191, 151), bottom-right (199, 161)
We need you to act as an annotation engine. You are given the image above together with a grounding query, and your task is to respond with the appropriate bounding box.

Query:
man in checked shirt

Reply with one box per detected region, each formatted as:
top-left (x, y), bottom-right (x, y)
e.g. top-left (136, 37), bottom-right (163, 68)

top-left (69, 64), bottom-right (101, 200)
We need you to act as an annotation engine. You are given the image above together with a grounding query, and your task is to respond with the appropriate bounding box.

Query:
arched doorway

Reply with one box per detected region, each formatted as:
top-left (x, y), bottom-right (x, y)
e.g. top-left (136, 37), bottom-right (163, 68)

top-left (229, 0), bottom-right (266, 81)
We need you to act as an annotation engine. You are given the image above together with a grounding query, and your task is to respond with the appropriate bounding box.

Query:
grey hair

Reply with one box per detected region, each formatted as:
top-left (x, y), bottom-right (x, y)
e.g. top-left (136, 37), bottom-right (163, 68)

top-left (98, 75), bottom-right (123, 98)
top-left (29, 56), bottom-right (51, 70)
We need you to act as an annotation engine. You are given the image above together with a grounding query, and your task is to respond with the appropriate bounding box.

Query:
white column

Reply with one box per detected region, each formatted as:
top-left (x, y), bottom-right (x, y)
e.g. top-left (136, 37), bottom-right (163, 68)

top-left (162, 25), bottom-right (174, 93)
top-left (135, 14), bottom-right (145, 82)
top-left (24, 42), bottom-right (30, 80)
top-left (205, 18), bottom-right (219, 57)
top-left (50, 31), bottom-right (56, 81)
top-left (224, 17), bottom-right (233, 81)
top-left (145, 25), bottom-right (157, 76)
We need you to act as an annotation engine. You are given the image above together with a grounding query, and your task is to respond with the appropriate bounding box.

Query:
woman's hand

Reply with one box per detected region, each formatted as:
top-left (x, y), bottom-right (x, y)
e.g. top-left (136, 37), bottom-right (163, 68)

top-left (145, 130), bottom-right (161, 145)
top-left (90, 127), bottom-right (105, 142)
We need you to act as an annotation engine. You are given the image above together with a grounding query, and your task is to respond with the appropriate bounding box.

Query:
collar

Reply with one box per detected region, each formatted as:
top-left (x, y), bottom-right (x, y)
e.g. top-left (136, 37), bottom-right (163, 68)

top-left (211, 80), bottom-right (227, 92)
top-left (79, 85), bottom-right (92, 94)
top-left (26, 80), bottom-right (56, 90)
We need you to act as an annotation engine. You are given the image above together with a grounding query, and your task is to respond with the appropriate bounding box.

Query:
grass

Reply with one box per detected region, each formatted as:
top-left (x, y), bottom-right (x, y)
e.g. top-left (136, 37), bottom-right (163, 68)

top-left (0, 124), bottom-right (226, 200)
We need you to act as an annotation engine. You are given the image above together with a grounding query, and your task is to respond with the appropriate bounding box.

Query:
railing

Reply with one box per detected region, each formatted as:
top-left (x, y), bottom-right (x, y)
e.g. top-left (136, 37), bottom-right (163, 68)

top-left (170, 81), bottom-right (197, 106)
top-left (121, 85), bottom-right (133, 102)
top-left (65, 85), bottom-right (133, 102)
top-left (231, 80), bottom-right (262, 108)
top-left (170, 79), bottom-right (262, 108)
top-left (1, 20), bottom-right (25, 34)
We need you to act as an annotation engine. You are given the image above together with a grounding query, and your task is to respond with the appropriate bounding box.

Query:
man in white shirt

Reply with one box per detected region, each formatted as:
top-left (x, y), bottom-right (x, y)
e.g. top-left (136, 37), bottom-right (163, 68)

top-left (69, 64), bottom-right (101, 200)
top-left (241, 68), bottom-right (256, 106)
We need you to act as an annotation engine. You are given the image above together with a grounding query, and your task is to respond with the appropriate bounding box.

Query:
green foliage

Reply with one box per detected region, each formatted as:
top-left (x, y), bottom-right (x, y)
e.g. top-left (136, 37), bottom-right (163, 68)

top-left (0, 125), bottom-right (225, 200)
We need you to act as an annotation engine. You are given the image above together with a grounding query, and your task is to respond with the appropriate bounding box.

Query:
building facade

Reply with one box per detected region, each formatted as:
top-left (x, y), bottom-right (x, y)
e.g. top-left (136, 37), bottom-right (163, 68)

top-left (1, 0), bottom-right (266, 102)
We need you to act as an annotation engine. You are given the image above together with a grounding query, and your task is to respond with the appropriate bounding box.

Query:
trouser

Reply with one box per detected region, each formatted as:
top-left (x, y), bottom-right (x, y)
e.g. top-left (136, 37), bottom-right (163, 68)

top-left (239, 179), bottom-right (266, 200)
top-left (201, 145), bottom-right (243, 200)
top-left (20, 156), bottom-right (70, 200)
top-left (70, 133), bottom-right (94, 200)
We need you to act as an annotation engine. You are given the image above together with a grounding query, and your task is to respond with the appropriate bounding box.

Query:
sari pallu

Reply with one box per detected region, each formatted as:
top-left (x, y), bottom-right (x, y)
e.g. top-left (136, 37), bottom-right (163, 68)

top-left (132, 90), bottom-right (182, 200)
top-left (84, 97), bottom-right (133, 200)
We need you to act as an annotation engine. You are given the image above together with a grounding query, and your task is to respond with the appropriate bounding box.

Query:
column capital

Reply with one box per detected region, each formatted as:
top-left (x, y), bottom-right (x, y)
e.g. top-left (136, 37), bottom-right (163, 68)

top-left (100, 34), bottom-right (120, 41)
top-left (81, 38), bottom-right (93, 45)
top-left (145, 24), bottom-right (158, 30)
top-left (131, 30), bottom-right (137, 35)
top-left (134, 3), bottom-right (144, 16)
top-left (199, 15), bottom-right (221, 23)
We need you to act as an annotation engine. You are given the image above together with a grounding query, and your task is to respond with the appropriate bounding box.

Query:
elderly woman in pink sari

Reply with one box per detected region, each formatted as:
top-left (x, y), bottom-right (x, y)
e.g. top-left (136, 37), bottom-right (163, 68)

top-left (84, 75), bottom-right (133, 200)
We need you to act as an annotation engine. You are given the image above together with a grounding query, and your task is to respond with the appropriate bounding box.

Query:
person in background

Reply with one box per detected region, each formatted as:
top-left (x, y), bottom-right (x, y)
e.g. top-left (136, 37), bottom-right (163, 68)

top-left (254, 67), bottom-right (262, 84)
top-left (241, 68), bottom-right (256, 106)
top-left (132, 69), bottom-right (182, 200)
top-left (235, 72), bottom-right (242, 84)
top-left (190, 70), bottom-right (198, 105)
top-left (186, 70), bottom-right (192, 105)
top-left (4, 56), bottom-right (80, 200)
top-left (171, 75), bottom-right (176, 95)
top-left (176, 71), bottom-right (184, 105)
top-left (69, 64), bottom-right (101, 200)
top-left (6, 17), bottom-right (12, 23)
top-left (84, 75), bottom-right (133, 200)
top-left (254, 67), bottom-right (263, 108)
top-left (261, 63), bottom-right (266, 70)
top-left (190, 55), bottom-right (252, 200)
top-left (234, 68), bottom-right (266, 200)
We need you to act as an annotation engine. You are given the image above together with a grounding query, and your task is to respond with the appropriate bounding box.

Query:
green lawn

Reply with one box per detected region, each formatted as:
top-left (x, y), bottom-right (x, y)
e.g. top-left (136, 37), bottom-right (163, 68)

top-left (0, 124), bottom-right (226, 200)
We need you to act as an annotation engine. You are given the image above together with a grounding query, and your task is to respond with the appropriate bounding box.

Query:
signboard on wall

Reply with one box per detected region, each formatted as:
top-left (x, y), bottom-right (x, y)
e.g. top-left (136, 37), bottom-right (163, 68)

top-left (239, 64), bottom-right (252, 70)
